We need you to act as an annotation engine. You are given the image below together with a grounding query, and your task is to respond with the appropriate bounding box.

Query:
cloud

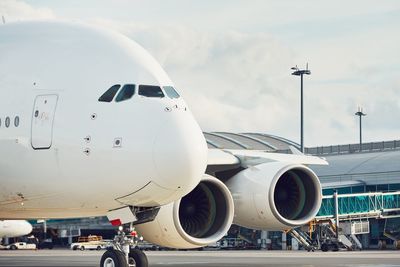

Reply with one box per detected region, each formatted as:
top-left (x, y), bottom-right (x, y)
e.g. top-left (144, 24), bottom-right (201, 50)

top-left (4, 1), bottom-right (400, 146)
top-left (89, 19), bottom-right (307, 138)
top-left (91, 18), bottom-right (400, 146)
top-left (0, 0), bottom-right (55, 21)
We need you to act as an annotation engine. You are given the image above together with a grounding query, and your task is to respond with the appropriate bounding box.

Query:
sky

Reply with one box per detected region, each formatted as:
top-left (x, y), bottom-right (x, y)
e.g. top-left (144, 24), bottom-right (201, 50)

top-left (1, 0), bottom-right (400, 146)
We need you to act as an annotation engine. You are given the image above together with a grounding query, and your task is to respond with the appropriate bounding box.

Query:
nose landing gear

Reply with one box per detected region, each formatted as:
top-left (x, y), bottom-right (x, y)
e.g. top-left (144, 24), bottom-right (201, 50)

top-left (100, 248), bottom-right (148, 267)
top-left (128, 248), bottom-right (148, 267)
top-left (100, 227), bottom-right (148, 267)
top-left (100, 249), bottom-right (126, 267)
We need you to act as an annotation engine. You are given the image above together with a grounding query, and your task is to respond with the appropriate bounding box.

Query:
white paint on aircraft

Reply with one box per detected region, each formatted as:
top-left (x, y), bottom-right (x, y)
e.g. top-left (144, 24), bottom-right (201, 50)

top-left (0, 220), bottom-right (32, 238)
top-left (0, 21), bottom-right (208, 219)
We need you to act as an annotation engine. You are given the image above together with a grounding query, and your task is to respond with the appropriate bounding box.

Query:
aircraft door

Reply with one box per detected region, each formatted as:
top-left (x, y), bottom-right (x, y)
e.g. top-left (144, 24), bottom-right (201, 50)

top-left (31, 95), bottom-right (58, 149)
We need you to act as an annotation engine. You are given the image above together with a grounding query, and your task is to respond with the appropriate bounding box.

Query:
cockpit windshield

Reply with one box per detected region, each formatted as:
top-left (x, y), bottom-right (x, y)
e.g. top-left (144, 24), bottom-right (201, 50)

top-left (163, 86), bottom-right (180, 99)
top-left (138, 85), bottom-right (164, 98)
top-left (115, 84), bottom-right (135, 102)
top-left (98, 84), bottom-right (121, 102)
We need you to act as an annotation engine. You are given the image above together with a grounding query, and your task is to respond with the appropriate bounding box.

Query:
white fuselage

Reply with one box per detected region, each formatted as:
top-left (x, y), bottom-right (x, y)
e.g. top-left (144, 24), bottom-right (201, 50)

top-left (0, 21), bottom-right (208, 219)
top-left (0, 220), bottom-right (32, 238)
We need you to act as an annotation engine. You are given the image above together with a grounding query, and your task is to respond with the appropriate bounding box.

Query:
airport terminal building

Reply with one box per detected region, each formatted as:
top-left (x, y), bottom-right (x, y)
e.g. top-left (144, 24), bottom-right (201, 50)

top-left (204, 132), bottom-right (400, 249)
top-left (26, 133), bottom-right (400, 250)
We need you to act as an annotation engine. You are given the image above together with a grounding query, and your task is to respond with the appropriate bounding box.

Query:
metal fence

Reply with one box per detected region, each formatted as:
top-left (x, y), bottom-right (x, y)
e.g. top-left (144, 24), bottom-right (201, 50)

top-left (306, 140), bottom-right (400, 156)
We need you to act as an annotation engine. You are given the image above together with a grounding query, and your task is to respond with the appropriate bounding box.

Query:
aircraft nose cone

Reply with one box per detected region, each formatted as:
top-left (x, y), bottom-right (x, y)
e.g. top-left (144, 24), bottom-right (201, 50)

top-left (153, 112), bottom-right (207, 196)
top-left (21, 221), bottom-right (33, 236)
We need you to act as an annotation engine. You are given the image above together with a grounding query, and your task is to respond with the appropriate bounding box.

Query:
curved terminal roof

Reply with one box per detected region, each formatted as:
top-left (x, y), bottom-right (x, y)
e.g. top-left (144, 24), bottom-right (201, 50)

top-left (204, 132), bottom-right (400, 186)
top-left (311, 150), bottom-right (400, 186)
top-left (203, 132), bottom-right (300, 151)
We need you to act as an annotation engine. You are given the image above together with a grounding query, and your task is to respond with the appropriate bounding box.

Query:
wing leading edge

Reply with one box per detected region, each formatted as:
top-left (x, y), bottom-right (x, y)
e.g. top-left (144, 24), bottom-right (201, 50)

top-left (208, 148), bottom-right (328, 169)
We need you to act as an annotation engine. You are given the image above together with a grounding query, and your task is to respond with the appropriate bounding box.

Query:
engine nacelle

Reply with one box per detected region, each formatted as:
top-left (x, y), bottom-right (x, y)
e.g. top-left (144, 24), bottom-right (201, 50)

top-left (135, 175), bottom-right (234, 248)
top-left (225, 162), bottom-right (322, 230)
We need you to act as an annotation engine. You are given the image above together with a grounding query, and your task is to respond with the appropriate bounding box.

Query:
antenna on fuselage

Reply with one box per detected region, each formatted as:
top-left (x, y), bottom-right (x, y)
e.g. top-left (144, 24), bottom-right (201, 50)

top-left (1, 16), bottom-right (5, 25)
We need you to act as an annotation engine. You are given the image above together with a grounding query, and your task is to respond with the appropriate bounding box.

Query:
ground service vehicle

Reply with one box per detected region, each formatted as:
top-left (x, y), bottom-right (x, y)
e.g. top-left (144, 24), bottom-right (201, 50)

top-left (71, 236), bottom-right (108, 251)
top-left (7, 242), bottom-right (36, 250)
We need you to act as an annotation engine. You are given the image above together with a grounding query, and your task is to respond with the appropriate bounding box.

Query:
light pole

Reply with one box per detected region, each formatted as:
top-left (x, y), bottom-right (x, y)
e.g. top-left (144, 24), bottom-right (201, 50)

top-left (291, 64), bottom-right (311, 153)
top-left (355, 107), bottom-right (366, 152)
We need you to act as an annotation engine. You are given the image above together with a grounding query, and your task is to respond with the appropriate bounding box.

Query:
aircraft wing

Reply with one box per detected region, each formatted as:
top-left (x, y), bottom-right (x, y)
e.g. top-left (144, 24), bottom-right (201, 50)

top-left (207, 148), bottom-right (328, 171)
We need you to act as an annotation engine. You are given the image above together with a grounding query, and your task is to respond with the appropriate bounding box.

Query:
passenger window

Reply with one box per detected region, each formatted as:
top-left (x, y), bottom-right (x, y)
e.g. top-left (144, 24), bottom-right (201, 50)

top-left (115, 84), bottom-right (135, 102)
top-left (98, 84), bottom-right (121, 102)
top-left (163, 86), bottom-right (180, 99)
top-left (14, 116), bottom-right (20, 127)
top-left (138, 85), bottom-right (164, 98)
top-left (5, 117), bottom-right (10, 128)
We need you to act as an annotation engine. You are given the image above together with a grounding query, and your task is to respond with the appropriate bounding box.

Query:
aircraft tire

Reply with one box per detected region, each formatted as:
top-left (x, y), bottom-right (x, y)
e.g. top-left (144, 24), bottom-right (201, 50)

top-left (100, 249), bottom-right (127, 267)
top-left (129, 248), bottom-right (148, 267)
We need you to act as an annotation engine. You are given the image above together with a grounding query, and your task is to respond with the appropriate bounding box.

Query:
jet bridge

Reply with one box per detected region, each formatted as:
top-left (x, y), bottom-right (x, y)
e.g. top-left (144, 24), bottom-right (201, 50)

top-left (317, 191), bottom-right (400, 220)
top-left (290, 191), bottom-right (400, 251)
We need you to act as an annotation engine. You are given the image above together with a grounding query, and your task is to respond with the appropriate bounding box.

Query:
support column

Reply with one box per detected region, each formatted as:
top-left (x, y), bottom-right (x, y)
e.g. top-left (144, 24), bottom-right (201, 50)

top-left (282, 232), bottom-right (287, 250)
top-left (260, 231), bottom-right (268, 250)
top-left (292, 237), bottom-right (299, 250)
top-left (334, 190), bottom-right (340, 238)
top-left (43, 220), bottom-right (47, 240)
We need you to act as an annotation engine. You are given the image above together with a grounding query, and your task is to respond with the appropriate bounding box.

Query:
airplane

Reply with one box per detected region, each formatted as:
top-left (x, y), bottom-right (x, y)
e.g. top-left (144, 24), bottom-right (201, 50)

top-left (0, 220), bottom-right (33, 243)
top-left (0, 21), bottom-right (327, 267)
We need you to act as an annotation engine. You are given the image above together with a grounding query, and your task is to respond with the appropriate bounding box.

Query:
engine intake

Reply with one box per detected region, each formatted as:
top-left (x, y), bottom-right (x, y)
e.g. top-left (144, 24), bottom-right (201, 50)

top-left (135, 175), bottom-right (234, 248)
top-left (179, 181), bottom-right (228, 238)
top-left (225, 162), bottom-right (322, 230)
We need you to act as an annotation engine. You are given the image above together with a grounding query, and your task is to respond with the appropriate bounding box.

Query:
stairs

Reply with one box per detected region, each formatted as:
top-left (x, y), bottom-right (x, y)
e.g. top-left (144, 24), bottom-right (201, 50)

top-left (350, 234), bottom-right (362, 250)
top-left (289, 228), bottom-right (316, 251)
top-left (338, 234), bottom-right (353, 249)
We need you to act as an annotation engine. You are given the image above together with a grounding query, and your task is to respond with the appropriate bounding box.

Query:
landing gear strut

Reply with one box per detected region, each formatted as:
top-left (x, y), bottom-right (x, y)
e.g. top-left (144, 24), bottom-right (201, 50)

top-left (100, 226), bottom-right (148, 267)
top-left (103, 206), bottom-right (159, 267)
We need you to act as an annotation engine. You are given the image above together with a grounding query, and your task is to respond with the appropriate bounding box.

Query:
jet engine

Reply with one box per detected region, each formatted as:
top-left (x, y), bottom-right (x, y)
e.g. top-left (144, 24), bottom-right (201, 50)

top-left (225, 162), bottom-right (322, 230)
top-left (135, 175), bottom-right (234, 248)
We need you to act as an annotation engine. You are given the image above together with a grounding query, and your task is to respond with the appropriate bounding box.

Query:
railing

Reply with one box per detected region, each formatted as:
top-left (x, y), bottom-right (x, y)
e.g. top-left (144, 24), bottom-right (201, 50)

top-left (277, 140), bottom-right (400, 155)
top-left (316, 191), bottom-right (400, 219)
top-left (306, 140), bottom-right (400, 156)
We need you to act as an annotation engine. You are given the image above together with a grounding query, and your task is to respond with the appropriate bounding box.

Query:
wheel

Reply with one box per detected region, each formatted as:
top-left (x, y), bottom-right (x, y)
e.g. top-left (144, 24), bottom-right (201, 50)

top-left (80, 246), bottom-right (85, 251)
top-left (378, 240), bottom-right (387, 250)
top-left (128, 248), bottom-right (148, 267)
top-left (72, 245), bottom-right (78, 251)
top-left (9, 245), bottom-right (17, 250)
top-left (100, 249), bottom-right (127, 267)
top-left (332, 243), bottom-right (339, 252)
top-left (321, 243), bottom-right (329, 252)
top-left (97, 246), bottom-right (102, 251)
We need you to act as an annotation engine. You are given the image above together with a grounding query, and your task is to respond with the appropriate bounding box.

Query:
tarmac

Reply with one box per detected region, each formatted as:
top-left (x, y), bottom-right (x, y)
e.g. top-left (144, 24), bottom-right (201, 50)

top-left (0, 250), bottom-right (399, 267)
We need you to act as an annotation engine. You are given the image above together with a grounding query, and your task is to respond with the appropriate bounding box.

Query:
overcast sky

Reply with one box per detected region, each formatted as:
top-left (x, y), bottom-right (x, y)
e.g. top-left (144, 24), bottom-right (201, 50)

top-left (2, 0), bottom-right (400, 146)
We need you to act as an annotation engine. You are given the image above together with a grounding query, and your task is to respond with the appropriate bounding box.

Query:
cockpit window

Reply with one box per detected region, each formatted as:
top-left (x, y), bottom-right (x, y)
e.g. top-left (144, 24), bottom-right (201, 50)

top-left (115, 84), bottom-right (135, 102)
top-left (163, 86), bottom-right (180, 99)
top-left (138, 85), bottom-right (165, 98)
top-left (98, 84), bottom-right (121, 102)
